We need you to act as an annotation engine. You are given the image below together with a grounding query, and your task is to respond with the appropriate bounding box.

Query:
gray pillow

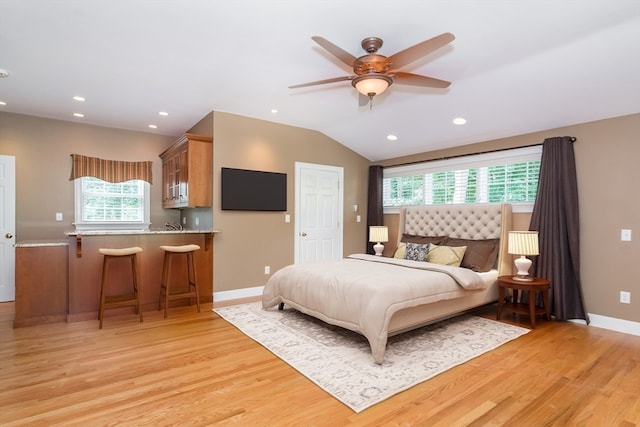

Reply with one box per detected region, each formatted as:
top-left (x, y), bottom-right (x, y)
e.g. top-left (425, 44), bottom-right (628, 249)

top-left (405, 242), bottom-right (429, 261)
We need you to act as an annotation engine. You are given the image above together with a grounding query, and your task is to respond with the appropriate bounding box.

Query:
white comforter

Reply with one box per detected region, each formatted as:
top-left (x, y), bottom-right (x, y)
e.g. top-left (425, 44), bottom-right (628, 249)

top-left (262, 254), bottom-right (486, 363)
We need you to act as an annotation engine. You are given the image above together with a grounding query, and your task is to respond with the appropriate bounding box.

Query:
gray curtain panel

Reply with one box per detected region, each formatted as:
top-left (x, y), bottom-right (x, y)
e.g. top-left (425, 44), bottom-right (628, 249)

top-left (529, 136), bottom-right (589, 322)
top-left (366, 165), bottom-right (384, 255)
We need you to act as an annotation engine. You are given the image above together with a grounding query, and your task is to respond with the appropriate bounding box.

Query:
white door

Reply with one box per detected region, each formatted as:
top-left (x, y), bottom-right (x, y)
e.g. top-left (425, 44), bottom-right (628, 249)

top-left (0, 155), bottom-right (16, 302)
top-left (295, 162), bottom-right (343, 263)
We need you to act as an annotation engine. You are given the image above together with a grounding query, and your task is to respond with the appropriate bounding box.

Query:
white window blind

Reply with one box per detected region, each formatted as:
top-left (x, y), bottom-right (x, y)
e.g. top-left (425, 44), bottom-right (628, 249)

top-left (383, 146), bottom-right (542, 210)
top-left (74, 176), bottom-right (150, 231)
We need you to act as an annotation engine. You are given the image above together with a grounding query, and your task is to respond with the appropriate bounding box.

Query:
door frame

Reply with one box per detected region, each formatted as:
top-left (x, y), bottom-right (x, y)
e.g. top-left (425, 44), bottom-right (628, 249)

top-left (0, 155), bottom-right (16, 302)
top-left (294, 162), bottom-right (344, 264)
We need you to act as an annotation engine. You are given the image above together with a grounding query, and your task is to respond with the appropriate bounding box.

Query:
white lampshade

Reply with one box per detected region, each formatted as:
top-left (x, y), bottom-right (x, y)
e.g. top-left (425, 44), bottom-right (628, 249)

top-left (369, 226), bottom-right (388, 257)
top-left (508, 231), bottom-right (539, 281)
top-left (369, 226), bottom-right (388, 243)
top-left (508, 231), bottom-right (539, 256)
top-left (353, 75), bottom-right (392, 97)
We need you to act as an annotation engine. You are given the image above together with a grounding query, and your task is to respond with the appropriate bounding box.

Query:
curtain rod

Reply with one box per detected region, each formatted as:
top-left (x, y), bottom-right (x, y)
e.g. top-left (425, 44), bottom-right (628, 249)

top-left (382, 137), bottom-right (576, 169)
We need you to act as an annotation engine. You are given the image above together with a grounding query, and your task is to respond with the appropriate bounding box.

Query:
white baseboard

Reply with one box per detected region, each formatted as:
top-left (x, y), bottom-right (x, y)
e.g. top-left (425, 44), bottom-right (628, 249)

top-left (586, 313), bottom-right (640, 336)
top-left (214, 286), bottom-right (264, 302)
top-left (213, 289), bottom-right (640, 337)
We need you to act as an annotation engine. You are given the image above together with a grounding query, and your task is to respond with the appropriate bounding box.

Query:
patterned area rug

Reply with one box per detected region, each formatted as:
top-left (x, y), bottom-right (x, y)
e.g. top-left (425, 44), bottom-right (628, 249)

top-left (214, 302), bottom-right (529, 413)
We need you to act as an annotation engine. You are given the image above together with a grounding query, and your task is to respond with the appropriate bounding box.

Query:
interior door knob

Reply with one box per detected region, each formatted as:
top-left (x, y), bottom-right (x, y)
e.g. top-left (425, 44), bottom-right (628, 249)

top-left (5, 233), bottom-right (13, 239)
top-left (300, 232), bottom-right (307, 237)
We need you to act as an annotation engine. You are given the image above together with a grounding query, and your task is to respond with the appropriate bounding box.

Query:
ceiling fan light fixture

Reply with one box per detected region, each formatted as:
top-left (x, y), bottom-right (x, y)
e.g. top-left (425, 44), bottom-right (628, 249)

top-left (352, 74), bottom-right (392, 97)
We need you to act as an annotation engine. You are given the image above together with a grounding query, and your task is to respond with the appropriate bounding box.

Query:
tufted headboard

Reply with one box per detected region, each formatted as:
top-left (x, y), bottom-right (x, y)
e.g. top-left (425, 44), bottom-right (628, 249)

top-left (398, 203), bottom-right (513, 275)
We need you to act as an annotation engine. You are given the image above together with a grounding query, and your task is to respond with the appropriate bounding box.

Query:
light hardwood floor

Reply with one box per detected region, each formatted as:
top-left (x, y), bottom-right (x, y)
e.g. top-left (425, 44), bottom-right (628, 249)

top-left (1, 301), bottom-right (639, 426)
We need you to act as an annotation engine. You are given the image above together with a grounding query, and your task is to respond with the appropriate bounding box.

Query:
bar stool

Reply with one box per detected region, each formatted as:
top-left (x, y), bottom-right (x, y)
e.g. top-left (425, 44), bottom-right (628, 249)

top-left (98, 246), bottom-right (144, 329)
top-left (159, 244), bottom-right (201, 318)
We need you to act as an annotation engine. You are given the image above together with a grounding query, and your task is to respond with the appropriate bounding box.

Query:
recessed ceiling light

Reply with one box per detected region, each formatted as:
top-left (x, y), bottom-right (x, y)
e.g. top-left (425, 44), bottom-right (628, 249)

top-left (386, 134), bottom-right (398, 141)
top-left (73, 96), bottom-right (85, 102)
top-left (159, 111), bottom-right (169, 116)
top-left (271, 108), bottom-right (278, 114)
top-left (453, 117), bottom-right (467, 125)
top-left (148, 124), bottom-right (158, 129)
top-left (73, 113), bottom-right (84, 118)
top-left (0, 101), bottom-right (6, 106)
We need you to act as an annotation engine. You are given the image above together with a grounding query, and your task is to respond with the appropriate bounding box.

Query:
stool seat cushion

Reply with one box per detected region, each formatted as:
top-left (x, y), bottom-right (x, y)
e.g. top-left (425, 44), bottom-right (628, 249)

top-left (99, 247), bottom-right (143, 256)
top-left (160, 244), bottom-right (201, 253)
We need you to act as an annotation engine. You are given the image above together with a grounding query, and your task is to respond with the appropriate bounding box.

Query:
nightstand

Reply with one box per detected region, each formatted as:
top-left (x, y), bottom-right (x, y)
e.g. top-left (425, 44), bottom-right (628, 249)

top-left (496, 275), bottom-right (550, 328)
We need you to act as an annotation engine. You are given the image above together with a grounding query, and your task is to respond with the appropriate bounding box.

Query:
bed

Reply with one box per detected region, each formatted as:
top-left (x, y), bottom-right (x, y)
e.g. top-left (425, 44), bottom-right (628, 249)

top-left (262, 203), bottom-right (513, 363)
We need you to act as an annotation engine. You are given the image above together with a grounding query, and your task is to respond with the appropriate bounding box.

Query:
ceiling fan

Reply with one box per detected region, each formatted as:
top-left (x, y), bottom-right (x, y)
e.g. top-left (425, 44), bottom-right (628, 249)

top-left (289, 32), bottom-right (455, 107)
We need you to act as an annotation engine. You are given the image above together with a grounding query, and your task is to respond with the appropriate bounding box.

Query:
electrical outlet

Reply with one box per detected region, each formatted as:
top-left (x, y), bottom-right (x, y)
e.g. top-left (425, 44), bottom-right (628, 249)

top-left (182, 217), bottom-right (187, 224)
top-left (264, 266), bottom-right (270, 275)
top-left (195, 217), bottom-right (199, 226)
top-left (620, 291), bottom-right (631, 304)
top-left (55, 212), bottom-right (63, 221)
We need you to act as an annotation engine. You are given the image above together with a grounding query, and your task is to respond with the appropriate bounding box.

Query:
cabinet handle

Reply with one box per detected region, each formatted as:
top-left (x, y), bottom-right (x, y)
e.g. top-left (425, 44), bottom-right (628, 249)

top-left (5, 233), bottom-right (13, 239)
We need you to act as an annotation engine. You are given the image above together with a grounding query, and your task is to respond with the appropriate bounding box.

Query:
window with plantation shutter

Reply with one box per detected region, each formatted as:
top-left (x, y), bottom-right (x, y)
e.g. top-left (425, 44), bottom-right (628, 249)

top-left (383, 146), bottom-right (542, 212)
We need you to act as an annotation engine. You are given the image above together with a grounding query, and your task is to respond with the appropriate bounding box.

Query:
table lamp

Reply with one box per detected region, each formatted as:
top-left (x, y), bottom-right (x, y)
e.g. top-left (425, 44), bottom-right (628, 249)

top-left (369, 226), bottom-right (389, 256)
top-left (507, 231), bottom-right (539, 281)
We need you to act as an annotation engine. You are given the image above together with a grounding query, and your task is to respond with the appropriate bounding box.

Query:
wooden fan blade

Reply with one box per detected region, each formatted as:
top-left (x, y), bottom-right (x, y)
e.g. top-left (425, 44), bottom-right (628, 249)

top-left (289, 75), bottom-right (354, 89)
top-left (311, 36), bottom-right (357, 68)
top-left (387, 32), bottom-right (455, 70)
top-left (392, 72), bottom-right (451, 88)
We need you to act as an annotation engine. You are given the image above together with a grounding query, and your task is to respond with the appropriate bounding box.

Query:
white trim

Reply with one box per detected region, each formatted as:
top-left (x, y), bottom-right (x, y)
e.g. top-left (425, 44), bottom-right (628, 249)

top-left (74, 177), bottom-right (150, 231)
top-left (213, 291), bottom-right (640, 337)
top-left (585, 313), bottom-right (640, 336)
top-left (214, 286), bottom-right (264, 302)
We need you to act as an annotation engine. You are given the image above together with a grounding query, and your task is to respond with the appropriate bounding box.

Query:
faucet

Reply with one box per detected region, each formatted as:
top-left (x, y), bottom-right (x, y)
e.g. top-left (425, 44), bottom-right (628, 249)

top-left (164, 222), bottom-right (183, 231)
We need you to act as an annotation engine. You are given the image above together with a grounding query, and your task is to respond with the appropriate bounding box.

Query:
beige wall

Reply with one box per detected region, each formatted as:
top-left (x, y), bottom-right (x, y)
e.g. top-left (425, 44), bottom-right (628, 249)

top-left (210, 112), bottom-right (370, 292)
top-left (0, 112), bottom-right (176, 241)
top-left (379, 113), bottom-right (640, 323)
top-left (2, 109), bottom-right (639, 324)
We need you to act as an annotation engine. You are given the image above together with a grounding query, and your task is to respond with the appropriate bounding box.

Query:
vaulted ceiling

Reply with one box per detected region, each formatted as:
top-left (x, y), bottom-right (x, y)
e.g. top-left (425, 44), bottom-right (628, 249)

top-left (1, 1), bottom-right (639, 161)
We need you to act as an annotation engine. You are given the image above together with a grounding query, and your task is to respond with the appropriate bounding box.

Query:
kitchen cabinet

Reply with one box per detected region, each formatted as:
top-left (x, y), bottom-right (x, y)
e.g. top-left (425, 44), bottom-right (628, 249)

top-left (159, 133), bottom-right (212, 208)
top-left (14, 241), bottom-right (69, 327)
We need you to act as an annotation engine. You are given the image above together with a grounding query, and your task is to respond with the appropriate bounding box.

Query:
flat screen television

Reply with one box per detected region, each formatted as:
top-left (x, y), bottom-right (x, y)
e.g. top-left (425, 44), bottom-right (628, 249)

top-left (221, 167), bottom-right (287, 211)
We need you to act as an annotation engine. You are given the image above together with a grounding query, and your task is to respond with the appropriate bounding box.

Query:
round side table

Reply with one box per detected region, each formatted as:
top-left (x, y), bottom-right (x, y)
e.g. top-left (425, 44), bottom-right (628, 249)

top-left (496, 275), bottom-right (550, 328)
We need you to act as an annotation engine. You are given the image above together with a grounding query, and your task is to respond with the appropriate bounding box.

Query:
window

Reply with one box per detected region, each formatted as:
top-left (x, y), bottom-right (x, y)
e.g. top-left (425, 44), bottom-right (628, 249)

top-left (383, 146), bottom-right (542, 212)
top-left (74, 176), bottom-right (150, 231)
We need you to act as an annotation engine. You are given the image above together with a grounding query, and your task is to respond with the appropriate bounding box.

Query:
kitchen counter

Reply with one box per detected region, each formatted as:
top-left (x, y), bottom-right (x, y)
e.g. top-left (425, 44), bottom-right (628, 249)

top-left (13, 230), bottom-right (217, 327)
top-left (66, 230), bottom-right (216, 322)
top-left (15, 239), bottom-right (69, 248)
top-left (15, 243), bottom-right (69, 327)
top-left (65, 229), bottom-right (220, 236)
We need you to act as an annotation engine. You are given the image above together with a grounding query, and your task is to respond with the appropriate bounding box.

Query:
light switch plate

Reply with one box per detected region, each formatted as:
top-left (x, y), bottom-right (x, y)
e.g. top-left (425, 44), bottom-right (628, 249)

top-left (621, 229), bottom-right (632, 241)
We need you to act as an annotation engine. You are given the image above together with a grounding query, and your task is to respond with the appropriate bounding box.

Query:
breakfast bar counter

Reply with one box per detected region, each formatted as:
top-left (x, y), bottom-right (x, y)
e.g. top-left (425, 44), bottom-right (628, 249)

top-left (65, 230), bottom-right (218, 322)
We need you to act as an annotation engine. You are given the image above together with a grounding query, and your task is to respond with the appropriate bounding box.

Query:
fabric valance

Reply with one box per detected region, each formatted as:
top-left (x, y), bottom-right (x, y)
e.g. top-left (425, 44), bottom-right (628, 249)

top-left (69, 154), bottom-right (153, 184)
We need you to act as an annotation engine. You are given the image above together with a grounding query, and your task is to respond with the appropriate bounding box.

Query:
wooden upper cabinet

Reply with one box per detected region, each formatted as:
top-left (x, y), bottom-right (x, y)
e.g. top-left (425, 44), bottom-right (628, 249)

top-left (159, 133), bottom-right (213, 208)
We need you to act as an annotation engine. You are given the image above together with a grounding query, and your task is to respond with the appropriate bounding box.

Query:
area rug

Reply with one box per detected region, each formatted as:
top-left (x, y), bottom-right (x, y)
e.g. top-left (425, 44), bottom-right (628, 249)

top-left (214, 302), bottom-right (529, 413)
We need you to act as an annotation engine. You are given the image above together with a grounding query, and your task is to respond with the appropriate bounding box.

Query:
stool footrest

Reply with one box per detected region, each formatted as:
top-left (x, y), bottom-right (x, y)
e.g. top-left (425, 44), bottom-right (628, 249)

top-left (166, 290), bottom-right (197, 299)
top-left (104, 294), bottom-right (140, 308)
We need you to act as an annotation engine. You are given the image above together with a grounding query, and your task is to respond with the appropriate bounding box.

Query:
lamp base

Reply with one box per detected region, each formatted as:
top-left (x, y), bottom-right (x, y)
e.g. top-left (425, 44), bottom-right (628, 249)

top-left (513, 256), bottom-right (533, 280)
top-left (512, 274), bottom-right (534, 282)
top-left (373, 242), bottom-right (384, 256)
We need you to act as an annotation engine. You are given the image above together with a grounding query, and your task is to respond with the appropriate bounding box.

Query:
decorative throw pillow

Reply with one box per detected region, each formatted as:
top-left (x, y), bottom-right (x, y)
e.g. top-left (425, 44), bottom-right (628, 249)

top-left (404, 242), bottom-right (430, 261)
top-left (443, 237), bottom-right (499, 272)
top-left (393, 242), bottom-right (407, 259)
top-left (427, 244), bottom-right (467, 267)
